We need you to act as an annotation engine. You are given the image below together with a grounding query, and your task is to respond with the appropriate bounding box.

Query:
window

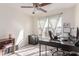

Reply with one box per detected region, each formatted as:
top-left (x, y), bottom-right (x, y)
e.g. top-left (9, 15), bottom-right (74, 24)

top-left (37, 14), bottom-right (63, 39)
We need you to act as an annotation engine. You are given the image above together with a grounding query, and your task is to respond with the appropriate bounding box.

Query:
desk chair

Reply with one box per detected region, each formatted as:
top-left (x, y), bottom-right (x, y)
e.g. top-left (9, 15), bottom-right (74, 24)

top-left (48, 31), bottom-right (62, 55)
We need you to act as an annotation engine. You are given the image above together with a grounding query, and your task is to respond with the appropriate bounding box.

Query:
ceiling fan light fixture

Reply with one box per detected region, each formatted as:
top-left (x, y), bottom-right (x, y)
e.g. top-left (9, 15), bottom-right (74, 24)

top-left (21, 3), bottom-right (51, 14)
top-left (32, 11), bottom-right (35, 14)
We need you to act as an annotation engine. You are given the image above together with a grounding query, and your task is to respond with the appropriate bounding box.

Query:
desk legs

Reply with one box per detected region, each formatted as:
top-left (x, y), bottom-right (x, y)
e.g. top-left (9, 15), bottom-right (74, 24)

top-left (39, 44), bottom-right (48, 56)
top-left (45, 45), bottom-right (47, 56)
top-left (12, 39), bottom-right (15, 54)
top-left (56, 48), bottom-right (58, 55)
top-left (39, 44), bottom-right (41, 56)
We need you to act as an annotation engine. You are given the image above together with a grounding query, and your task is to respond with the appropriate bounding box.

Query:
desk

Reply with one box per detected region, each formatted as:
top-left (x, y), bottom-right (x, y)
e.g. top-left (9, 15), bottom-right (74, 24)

top-left (0, 38), bottom-right (15, 55)
top-left (39, 40), bottom-right (79, 56)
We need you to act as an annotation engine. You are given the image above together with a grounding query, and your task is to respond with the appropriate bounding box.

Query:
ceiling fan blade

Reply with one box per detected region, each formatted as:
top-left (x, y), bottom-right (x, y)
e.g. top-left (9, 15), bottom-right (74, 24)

top-left (21, 6), bottom-right (33, 8)
top-left (38, 8), bottom-right (47, 13)
top-left (39, 3), bottom-right (51, 7)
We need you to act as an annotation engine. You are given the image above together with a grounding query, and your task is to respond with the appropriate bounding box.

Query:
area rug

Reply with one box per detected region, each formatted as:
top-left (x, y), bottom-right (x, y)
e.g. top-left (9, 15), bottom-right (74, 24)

top-left (15, 45), bottom-right (52, 56)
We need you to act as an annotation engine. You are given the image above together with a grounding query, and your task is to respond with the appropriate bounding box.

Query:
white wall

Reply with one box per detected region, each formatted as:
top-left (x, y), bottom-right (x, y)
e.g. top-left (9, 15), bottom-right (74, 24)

top-left (32, 6), bottom-right (75, 34)
top-left (0, 4), bottom-right (33, 48)
top-left (75, 4), bottom-right (79, 27)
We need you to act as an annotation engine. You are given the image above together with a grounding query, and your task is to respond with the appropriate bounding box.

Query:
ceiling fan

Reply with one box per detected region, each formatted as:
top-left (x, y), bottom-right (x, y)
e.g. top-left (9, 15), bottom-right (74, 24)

top-left (21, 3), bottom-right (51, 14)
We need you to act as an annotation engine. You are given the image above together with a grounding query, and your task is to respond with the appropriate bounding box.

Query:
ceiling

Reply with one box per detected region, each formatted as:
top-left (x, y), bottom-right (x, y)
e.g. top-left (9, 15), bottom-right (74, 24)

top-left (0, 3), bottom-right (76, 16)
top-left (17, 3), bottom-right (76, 16)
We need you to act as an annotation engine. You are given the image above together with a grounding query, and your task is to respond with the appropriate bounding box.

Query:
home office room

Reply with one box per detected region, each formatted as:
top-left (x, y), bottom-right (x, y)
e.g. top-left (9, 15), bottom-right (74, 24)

top-left (0, 1), bottom-right (79, 56)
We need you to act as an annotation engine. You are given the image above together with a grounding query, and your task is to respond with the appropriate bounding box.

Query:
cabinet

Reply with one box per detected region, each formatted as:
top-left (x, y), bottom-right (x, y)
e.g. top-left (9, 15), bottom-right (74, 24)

top-left (28, 35), bottom-right (38, 45)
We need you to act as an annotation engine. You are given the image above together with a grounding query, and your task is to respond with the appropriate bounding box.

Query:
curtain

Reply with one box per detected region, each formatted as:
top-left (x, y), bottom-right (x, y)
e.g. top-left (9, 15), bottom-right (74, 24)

top-left (37, 13), bottom-right (63, 39)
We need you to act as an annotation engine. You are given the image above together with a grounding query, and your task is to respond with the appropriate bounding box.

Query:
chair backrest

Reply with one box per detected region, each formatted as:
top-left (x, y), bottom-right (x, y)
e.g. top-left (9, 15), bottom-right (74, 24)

top-left (48, 31), bottom-right (54, 40)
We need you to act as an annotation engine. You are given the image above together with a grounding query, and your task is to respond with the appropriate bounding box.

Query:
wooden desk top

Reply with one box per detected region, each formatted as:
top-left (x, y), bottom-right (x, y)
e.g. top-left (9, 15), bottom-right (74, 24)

top-left (0, 38), bottom-right (15, 42)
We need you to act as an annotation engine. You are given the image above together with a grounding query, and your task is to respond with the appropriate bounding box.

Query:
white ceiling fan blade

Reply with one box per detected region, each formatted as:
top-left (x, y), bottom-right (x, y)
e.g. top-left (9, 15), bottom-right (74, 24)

top-left (21, 6), bottom-right (33, 8)
top-left (38, 8), bottom-right (47, 13)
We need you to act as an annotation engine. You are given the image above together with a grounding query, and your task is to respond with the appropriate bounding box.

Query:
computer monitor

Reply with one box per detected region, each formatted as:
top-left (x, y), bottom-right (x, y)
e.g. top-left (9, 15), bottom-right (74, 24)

top-left (70, 27), bottom-right (79, 40)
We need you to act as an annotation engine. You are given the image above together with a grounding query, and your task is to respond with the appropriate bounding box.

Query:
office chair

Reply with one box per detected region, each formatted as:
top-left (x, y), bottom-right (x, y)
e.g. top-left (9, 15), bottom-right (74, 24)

top-left (48, 31), bottom-right (59, 41)
top-left (48, 30), bottom-right (78, 56)
top-left (48, 30), bottom-right (62, 55)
